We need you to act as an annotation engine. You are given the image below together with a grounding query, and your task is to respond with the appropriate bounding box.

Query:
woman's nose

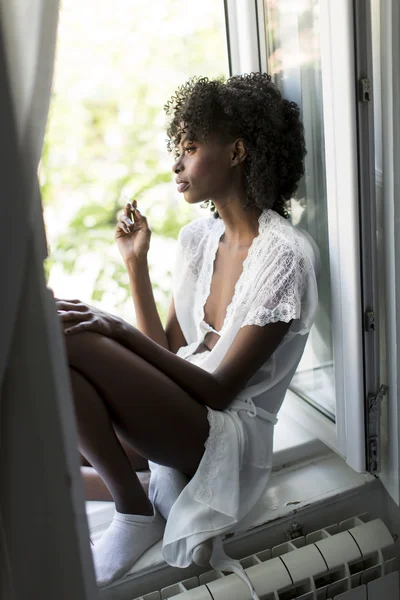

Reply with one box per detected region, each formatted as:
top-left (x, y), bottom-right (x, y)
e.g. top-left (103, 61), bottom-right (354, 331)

top-left (172, 157), bottom-right (183, 174)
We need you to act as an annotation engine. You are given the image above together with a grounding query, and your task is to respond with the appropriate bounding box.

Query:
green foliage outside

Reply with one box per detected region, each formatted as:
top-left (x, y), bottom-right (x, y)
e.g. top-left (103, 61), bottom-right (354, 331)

top-left (41, 0), bottom-right (228, 324)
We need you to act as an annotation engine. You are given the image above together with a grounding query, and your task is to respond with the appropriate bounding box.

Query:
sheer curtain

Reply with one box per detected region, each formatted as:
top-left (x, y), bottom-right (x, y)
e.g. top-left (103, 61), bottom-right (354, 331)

top-left (0, 2), bottom-right (96, 598)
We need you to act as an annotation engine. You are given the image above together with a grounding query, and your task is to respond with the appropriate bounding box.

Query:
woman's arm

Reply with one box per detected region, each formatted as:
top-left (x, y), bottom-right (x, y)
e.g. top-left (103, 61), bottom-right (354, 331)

top-left (114, 319), bottom-right (225, 406)
top-left (126, 257), bottom-right (169, 349)
top-left (116, 201), bottom-right (172, 349)
top-left (127, 260), bottom-right (187, 353)
top-left (114, 317), bottom-right (291, 410)
top-left (57, 295), bottom-right (290, 410)
top-left (165, 297), bottom-right (188, 353)
top-left (57, 288), bottom-right (290, 410)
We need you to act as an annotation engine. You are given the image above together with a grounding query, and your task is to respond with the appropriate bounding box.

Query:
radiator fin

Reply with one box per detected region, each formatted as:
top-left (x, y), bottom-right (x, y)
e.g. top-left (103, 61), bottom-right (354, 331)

top-left (133, 514), bottom-right (399, 600)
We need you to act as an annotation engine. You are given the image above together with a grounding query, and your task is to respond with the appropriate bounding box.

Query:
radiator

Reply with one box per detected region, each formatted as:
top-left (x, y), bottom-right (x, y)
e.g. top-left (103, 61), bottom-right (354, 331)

top-left (132, 514), bottom-right (399, 600)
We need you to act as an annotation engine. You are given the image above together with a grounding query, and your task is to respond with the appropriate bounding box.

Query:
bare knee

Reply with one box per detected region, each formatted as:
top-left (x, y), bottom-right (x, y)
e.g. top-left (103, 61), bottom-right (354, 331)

top-left (64, 331), bottom-right (107, 368)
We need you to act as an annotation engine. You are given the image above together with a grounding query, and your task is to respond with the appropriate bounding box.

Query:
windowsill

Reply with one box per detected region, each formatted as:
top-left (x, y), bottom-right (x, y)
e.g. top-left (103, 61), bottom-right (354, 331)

top-left (272, 409), bottom-right (327, 469)
top-left (280, 389), bottom-right (338, 453)
top-left (91, 452), bottom-right (377, 600)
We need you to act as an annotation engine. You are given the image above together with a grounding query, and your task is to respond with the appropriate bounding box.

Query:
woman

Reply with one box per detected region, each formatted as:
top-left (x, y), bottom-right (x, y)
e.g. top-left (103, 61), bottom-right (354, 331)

top-left (56, 73), bottom-right (319, 598)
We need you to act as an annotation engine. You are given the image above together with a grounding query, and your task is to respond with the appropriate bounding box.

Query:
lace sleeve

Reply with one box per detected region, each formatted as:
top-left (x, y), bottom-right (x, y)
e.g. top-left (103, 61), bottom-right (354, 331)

top-left (242, 237), bottom-right (318, 335)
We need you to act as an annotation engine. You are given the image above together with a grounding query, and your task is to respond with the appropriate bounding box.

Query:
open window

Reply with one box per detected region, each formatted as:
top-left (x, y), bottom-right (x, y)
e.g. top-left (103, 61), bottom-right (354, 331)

top-left (224, 0), bottom-right (395, 479)
top-left (225, 0), bottom-right (400, 508)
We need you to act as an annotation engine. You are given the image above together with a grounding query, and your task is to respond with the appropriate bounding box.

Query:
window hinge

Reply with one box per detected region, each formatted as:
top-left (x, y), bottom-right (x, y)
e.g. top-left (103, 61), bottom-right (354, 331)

top-left (367, 384), bottom-right (388, 474)
top-left (359, 77), bottom-right (371, 102)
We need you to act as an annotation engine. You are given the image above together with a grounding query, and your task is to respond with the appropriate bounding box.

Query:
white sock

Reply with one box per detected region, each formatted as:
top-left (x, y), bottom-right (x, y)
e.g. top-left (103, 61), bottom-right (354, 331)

top-left (93, 507), bottom-right (165, 587)
top-left (148, 461), bottom-right (189, 520)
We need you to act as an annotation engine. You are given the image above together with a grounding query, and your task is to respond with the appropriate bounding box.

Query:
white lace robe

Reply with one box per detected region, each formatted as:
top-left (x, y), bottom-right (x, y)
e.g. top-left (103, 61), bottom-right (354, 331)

top-left (157, 209), bottom-right (319, 597)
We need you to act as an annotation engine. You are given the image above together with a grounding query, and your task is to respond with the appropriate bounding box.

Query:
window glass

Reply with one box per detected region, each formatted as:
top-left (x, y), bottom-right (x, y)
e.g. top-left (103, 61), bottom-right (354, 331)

top-left (263, 0), bottom-right (335, 420)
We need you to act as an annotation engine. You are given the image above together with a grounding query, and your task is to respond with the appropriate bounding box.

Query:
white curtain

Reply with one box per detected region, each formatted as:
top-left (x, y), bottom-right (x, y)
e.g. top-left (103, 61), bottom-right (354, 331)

top-left (0, 2), bottom-right (96, 598)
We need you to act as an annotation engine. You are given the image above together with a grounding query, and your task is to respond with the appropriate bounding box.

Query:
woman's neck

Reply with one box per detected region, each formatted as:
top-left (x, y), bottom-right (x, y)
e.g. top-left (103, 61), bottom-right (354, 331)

top-left (215, 201), bottom-right (262, 249)
top-left (211, 168), bottom-right (262, 247)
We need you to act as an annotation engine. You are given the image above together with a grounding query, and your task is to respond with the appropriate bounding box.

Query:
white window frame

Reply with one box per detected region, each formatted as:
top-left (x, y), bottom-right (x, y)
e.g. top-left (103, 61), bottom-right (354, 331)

top-left (376, 0), bottom-right (400, 505)
top-left (225, 0), bottom-right (366, 472)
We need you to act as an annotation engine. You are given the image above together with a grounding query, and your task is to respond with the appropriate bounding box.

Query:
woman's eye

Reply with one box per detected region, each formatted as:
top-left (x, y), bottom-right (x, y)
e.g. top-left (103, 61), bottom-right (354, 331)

top-left (184, 146), bottom-right (196, 154)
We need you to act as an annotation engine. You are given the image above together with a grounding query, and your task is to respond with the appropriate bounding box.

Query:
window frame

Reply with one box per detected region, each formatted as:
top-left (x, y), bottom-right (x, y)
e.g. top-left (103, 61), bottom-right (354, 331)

top-left (376, 0), bottom-right (400, 505)
top-left (225, 0), bottom-right (367, 471)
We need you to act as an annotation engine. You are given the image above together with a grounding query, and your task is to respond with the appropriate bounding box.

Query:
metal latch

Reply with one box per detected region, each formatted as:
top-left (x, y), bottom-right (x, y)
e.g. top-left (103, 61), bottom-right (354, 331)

top-left (367, 385), bottom-right (388, 474)
top-left (365, 310), bottom-right (375, 332)
top-left (359, 78), bottom-right (371, 102)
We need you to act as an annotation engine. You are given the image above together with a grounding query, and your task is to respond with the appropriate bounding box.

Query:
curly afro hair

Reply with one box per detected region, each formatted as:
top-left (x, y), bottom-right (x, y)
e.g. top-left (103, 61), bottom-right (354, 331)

top-left (165, 73), bottom-right (306, 219)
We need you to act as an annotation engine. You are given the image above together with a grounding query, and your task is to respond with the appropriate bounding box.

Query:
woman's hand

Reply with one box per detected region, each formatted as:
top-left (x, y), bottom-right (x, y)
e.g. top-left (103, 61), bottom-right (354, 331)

top-left (115, 199), bottom-right (151, 264)
top-left (55, 298), bottom-right (122, 337)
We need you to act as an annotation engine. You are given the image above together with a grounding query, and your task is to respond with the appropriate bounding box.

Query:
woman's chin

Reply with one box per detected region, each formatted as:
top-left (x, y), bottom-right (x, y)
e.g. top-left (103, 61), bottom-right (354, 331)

top-left (183, 194), bottom-right (201, 205)
top-left (183, 192), bottom-right (208, 206)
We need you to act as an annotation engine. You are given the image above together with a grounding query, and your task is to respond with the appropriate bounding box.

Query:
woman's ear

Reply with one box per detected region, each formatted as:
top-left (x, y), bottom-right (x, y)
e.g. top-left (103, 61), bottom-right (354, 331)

top-left (231, 139), bottom-right (247, 167)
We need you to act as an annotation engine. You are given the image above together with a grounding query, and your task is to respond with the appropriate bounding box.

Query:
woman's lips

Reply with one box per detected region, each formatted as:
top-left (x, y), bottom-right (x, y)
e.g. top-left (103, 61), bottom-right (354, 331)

top-left (177, 182), bottom-right (190, 193)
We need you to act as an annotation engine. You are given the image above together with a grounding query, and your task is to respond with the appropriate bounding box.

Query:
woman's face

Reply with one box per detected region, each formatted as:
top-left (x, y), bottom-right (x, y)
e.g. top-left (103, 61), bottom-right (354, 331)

top-left (171, 132), bottom-right (235, 205)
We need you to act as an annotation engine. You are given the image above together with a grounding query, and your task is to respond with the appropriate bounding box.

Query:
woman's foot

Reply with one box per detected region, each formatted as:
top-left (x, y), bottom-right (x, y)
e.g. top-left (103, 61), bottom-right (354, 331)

top-left (192, 539), bottom-right (213, 566)
top-left (92, 507), bottom-right (165, 587)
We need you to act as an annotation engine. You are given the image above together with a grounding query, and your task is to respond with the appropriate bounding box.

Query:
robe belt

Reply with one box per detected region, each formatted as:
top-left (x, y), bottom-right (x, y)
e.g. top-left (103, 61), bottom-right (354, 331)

top-left (229, 397), bottom-right (278, 424)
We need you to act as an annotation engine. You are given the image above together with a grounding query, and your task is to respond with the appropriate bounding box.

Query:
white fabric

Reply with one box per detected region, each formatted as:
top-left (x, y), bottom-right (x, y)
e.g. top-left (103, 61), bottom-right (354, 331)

top-left (0, 5), bottom-right (98, 600)
top-left (151, 209), bottom-right (319, 599)
top-left (174, 209), bottom-right (319, 412)
top-left (148, 462), bottom-right (190, 521)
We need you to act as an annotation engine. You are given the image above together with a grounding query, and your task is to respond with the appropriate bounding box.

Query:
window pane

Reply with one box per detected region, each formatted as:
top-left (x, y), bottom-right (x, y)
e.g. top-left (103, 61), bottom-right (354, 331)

top-left (263, 0), bottom-right (335, 420)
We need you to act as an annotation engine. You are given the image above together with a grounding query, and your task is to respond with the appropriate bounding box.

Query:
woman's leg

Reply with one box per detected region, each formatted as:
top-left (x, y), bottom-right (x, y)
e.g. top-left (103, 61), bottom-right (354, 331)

top-left (81, 438), bottom-right (149, 501)
top-left (65, 331), bottom-right (209, 585)
top-left (81, 440), bottom-right (149, 471)
top-left (82, 467), bottom-right (150, 502)
top-left (70, 367), bottom-right (153, 514)
top-left (65, 332), bottom-right (209, 492)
